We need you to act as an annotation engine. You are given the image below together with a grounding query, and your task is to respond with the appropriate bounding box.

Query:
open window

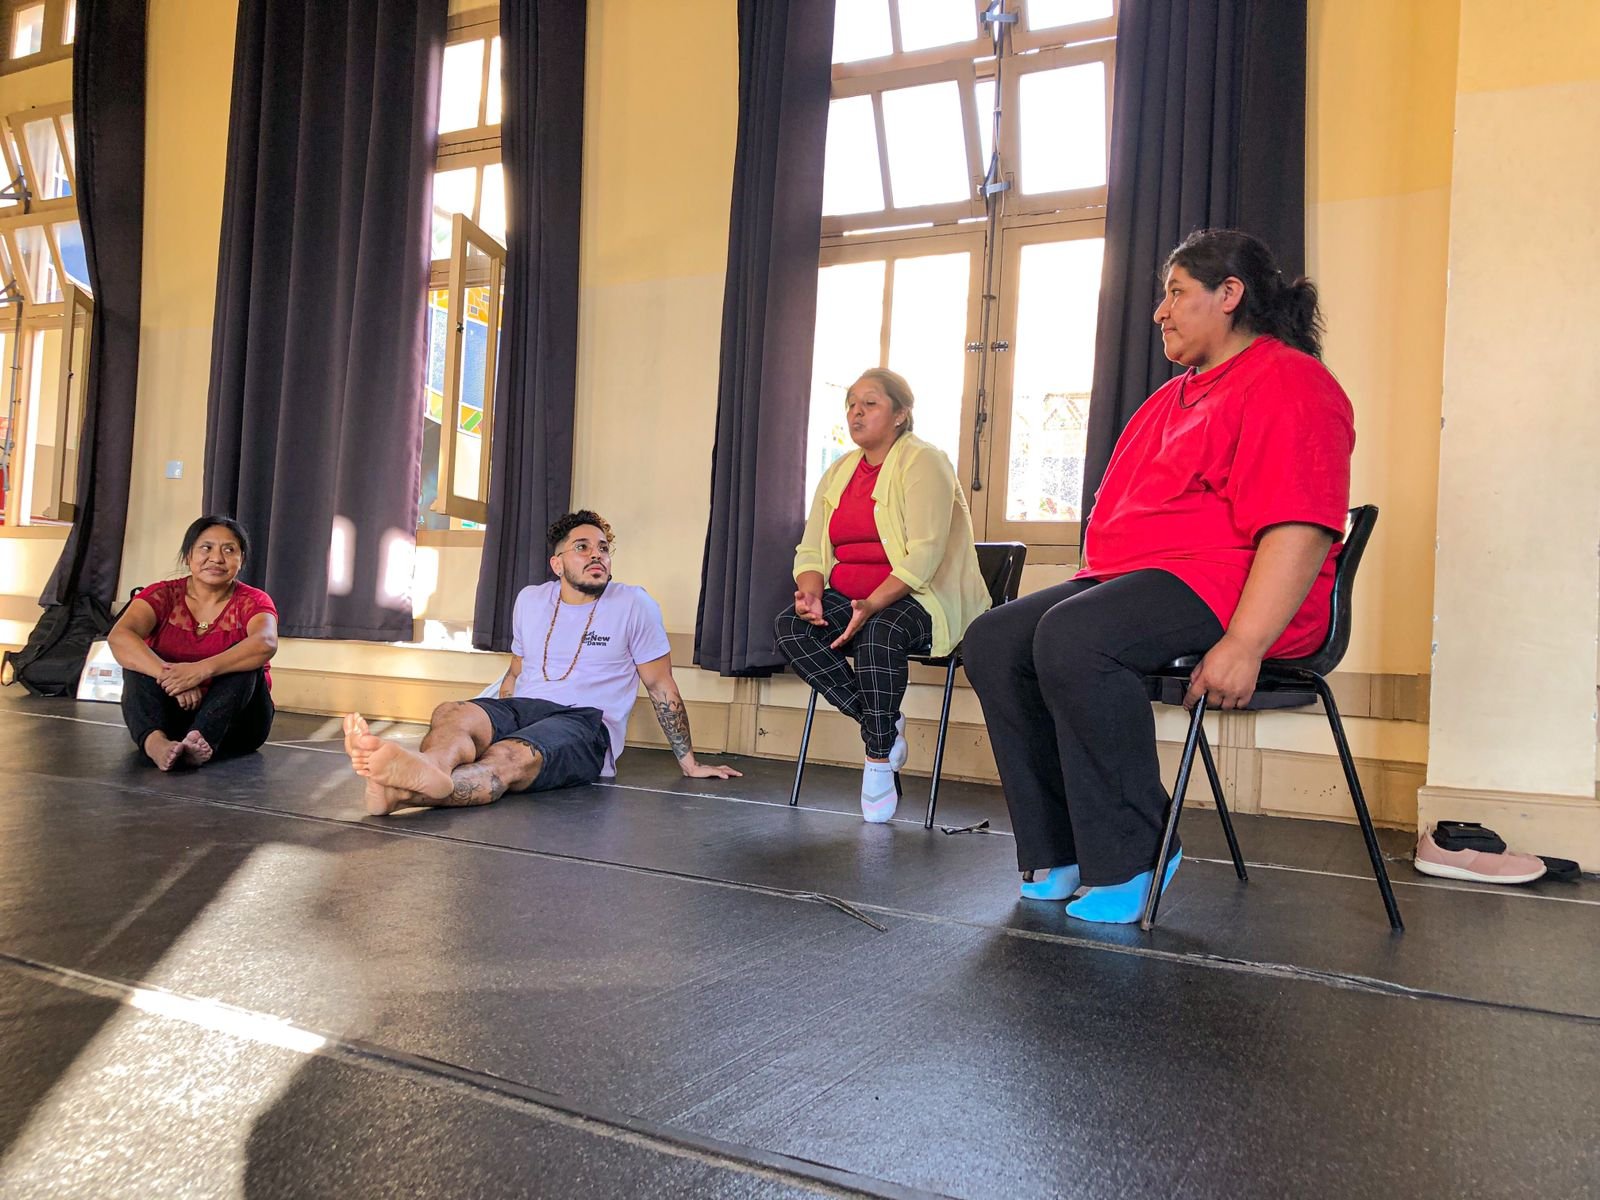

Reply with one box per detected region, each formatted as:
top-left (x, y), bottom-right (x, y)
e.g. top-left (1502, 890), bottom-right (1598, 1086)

top-left (426, 212), bottom-right (503, 526)
top-left (40, 279), bottom-right (86, 520)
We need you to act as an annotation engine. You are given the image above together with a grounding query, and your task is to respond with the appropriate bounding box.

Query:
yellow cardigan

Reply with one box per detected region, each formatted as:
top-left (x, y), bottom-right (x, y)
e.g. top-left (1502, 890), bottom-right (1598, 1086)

top-left (793, 433), bottom-right (990, 658)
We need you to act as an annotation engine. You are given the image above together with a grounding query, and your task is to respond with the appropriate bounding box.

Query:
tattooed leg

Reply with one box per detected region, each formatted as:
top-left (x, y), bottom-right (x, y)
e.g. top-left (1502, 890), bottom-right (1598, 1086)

top-left (439, 739), bottom-right (544, 806)
top-left (445, 762), bottom-right (512, 807)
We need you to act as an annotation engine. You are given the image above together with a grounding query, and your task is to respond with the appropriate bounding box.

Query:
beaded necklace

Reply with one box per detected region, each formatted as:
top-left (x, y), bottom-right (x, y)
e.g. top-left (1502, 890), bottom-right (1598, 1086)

top-left (542, 591), bottom-right (600, 681)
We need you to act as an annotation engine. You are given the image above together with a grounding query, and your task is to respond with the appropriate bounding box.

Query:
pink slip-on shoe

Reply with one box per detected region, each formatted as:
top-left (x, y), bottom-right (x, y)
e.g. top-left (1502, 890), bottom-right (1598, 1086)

top-left (1413, 827), bottom-right (1546, 884)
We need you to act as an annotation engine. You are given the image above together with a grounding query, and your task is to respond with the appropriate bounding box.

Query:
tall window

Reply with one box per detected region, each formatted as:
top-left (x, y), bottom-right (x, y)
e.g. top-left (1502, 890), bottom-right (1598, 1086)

top-left (421, 5), bottom-right (505, 531)
top-left (811, 0), bottom-right (1114, 560)
top-left (0, 101), bottom-right (91, 526)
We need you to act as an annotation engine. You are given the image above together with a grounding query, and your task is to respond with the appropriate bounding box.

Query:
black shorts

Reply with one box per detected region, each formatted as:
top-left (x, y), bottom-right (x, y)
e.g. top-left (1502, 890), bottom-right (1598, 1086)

top-left (469, 697), bottom-right (610, 792)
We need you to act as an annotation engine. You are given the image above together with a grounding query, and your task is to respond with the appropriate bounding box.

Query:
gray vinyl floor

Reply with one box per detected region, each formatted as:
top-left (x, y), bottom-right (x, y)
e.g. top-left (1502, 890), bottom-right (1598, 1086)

top-left (1, 690), bottom-right (1596, 1199)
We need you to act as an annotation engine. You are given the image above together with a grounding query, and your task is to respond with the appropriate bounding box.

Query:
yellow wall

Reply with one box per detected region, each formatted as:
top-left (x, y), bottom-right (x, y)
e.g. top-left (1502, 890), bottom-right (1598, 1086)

top-left (118, 0), bottom-right (238, 596)
top-left (1305, 0), bottom-right (1459, 676)
top-left (1422, 0), bottom-right (1600, 841)
top-left (571, 0), bottom-right (737, 638)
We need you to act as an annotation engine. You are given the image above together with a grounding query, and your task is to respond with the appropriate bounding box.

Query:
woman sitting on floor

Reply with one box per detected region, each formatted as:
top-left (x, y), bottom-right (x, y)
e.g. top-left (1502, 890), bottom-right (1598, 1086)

top-left (776, 368), bottom-right (989, 823)
top-left (963, 229), bottom-right (1355, 924)
top-left (108, 515), bottom-right (279, 770)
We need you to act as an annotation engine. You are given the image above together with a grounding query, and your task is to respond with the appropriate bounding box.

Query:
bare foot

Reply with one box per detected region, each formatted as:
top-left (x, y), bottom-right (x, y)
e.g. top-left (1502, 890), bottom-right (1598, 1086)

top-left (144, 731), bottom-right (183, 771)
top-left (179, 729), bottom-right (214, 767)
top-left (363, 777), bottom-right (417, 817)
top-left (362, 739), bottom-right (454, 803)
top-left (343, 713), bottom-right (374, 775)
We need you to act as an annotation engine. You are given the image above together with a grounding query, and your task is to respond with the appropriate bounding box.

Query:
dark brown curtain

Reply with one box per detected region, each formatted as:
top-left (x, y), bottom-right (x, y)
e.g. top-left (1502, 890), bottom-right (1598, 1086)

top-left (471, 0), bottom-right (586, 653)
top-left (203, 0), bottom-right (445, 640)
top-left (693, 0), bottom-right (835, 676)
top-left (1080, 0), bottom-right (1306, 519)
top-left (39, 0), bottom-right (147, 607)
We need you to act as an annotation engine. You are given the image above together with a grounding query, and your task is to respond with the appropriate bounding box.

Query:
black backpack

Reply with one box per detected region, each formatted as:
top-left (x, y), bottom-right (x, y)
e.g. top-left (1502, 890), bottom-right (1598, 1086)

top-left (1, 594), bottom-right (114, 697)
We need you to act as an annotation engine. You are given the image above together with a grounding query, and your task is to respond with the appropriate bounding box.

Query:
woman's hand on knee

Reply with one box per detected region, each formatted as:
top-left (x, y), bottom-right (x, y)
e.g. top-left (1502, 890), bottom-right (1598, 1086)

top-left (830, 598), bottom-right (878, 650)
top-left (794, 588), bottom-right (827, 626)
top-left (1184, 634), bottom-right (1262, 710)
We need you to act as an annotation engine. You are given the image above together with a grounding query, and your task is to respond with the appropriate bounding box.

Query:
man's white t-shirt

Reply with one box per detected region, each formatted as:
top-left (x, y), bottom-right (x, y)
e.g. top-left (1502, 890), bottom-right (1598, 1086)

top-left (509, 580), bottom-right (671, 777)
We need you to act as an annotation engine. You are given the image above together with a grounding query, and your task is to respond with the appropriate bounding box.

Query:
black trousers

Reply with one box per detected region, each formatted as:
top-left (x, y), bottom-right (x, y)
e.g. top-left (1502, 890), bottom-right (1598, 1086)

top-left (962, 570), bottom-right (1224, 886)
top-left (122, 668), bottom-right (276, 758)
top-left (773, 590), bottom-right (933, 758)
top-left (469, 697), bottom-right (610, 792)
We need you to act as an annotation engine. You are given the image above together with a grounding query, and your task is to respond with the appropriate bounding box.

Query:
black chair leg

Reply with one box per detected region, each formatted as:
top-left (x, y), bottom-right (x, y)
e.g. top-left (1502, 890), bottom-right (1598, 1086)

top-left (790, 689), bottom-right (819, 807)
top-left (1142, 697), bottom-right (1206, 931)
top-left (1308, 674), bottom-right (1404, 932)
top-left (1197, 730), bottom-right (1247, 882)
top-left (924, 658), bottom-right (958, 829)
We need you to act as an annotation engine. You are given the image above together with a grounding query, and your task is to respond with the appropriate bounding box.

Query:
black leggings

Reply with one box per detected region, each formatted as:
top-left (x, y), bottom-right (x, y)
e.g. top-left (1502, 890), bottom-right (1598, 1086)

top-left (962, 570), bottom-right (1224, 887)
top-left (121, 668), bottom-right (276, 758)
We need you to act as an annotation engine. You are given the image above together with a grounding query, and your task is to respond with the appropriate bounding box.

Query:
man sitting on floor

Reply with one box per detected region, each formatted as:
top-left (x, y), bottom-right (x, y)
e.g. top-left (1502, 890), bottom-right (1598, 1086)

top-left (343, 509), bottom-right (741, 814)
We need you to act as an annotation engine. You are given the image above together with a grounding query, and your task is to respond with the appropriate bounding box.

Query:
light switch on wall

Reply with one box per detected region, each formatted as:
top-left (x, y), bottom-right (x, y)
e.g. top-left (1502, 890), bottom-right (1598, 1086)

top-left (165, 461), bottom-right (183, 479)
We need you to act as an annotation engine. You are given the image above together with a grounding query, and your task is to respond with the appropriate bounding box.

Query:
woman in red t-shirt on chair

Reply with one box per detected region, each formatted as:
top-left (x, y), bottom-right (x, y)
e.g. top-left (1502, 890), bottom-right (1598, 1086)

top-left (776, 369), bottom-right (990, 823)
top-left (108, 515), bottom-right (280, 770)
top-left (964, 230), bottom-right (1355, 924)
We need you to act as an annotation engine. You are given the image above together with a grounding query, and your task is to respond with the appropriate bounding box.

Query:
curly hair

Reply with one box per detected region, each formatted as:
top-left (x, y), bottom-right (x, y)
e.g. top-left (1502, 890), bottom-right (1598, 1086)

top-left (546, 509), bottom-right (615, 553)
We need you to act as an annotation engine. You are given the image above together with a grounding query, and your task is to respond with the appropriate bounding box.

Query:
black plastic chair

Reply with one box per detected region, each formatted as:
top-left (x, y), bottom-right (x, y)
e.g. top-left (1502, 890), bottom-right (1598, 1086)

top-left (1139, 506), bottom-right (1403, 932)
top-left (789, 541), bottom-right (1028, 829)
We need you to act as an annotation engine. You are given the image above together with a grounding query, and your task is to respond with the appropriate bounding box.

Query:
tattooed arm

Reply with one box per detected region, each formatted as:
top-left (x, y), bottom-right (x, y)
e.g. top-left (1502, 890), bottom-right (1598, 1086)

top-left (635, 654), bottom-right (743, 780)
top-left (498, 655), bottom-right (523, 698)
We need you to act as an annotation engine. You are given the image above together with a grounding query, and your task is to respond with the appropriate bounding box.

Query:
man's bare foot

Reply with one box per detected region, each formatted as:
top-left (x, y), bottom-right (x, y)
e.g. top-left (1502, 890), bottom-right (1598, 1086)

top-left (363, 777), bottom-right (419, 817)
top-left (143, 731), bottom-right (183, 771)
top-left (361, 739), bottom-right (454, 803)
top-left (179, 729), bottom-right (214, 767)
top-left (343, 713), bottom-right (374, 775)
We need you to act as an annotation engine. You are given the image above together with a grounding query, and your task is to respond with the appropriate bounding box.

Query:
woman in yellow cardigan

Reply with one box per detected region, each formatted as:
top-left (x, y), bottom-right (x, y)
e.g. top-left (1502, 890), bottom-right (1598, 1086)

top-left (776, 368), bottom-right (989, 823)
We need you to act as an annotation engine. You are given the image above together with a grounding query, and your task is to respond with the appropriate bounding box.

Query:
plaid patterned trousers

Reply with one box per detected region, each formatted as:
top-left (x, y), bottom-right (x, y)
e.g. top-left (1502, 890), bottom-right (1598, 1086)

top-left (774, 589), bottom-right (933, 759)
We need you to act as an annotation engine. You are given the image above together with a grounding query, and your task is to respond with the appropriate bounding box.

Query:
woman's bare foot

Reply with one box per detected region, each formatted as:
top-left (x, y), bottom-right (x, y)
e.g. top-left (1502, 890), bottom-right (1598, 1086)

top-left (361, 739), bottom-right (454, 804)
top-left (179, 729), bottom-right (214, 767)
top-left (143, 731), bottom-right (183, 771)
top-left (343, 713), bottom-right (374, 775)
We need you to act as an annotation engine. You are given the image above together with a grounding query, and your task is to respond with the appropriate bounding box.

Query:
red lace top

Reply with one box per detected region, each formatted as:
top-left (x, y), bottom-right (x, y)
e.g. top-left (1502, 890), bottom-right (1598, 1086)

top-left (827, 457), bottom-right (892, 600)
top-left (134, 577), bottom-right (278, 689)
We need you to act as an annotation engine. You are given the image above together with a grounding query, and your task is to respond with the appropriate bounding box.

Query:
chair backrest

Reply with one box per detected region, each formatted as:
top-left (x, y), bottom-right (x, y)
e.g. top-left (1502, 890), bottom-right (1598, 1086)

top-left (974, 542), bottom-right (1028, 609)
top-left (1281, 505), bottom-right (1377, 676)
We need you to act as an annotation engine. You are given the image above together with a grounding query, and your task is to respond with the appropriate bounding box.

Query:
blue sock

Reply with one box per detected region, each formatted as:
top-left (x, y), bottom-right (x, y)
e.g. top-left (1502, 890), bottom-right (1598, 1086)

top-left (1020, 864), bottom-right (1081, 901)
top-left (1065, 851), bottom-right (1183, 925)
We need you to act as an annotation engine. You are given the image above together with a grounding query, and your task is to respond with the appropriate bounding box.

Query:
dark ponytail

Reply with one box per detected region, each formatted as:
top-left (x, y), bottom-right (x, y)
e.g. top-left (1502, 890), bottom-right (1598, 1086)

top-left (1164, 229), bottom-right (1325, 359)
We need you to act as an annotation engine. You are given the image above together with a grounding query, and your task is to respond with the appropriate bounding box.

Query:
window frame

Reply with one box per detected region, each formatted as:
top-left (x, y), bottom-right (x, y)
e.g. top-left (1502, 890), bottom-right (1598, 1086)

top-left (1000, 39), bottom-right (1114, 217)
top-left (429, 211), bottom-right (504, 527)
top-left (0, 95), bottom-right (87, 529)
top-left (822, 59), bottom-right (988, 237)
top-left (38, 278), bottom-right (87, 520)
top-left (1010, 0), bottom-right (1117, 53)
top-left (976, 217), bottom-right (1104, 547)
top-left (0, 0), bottom-right (73, 75)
